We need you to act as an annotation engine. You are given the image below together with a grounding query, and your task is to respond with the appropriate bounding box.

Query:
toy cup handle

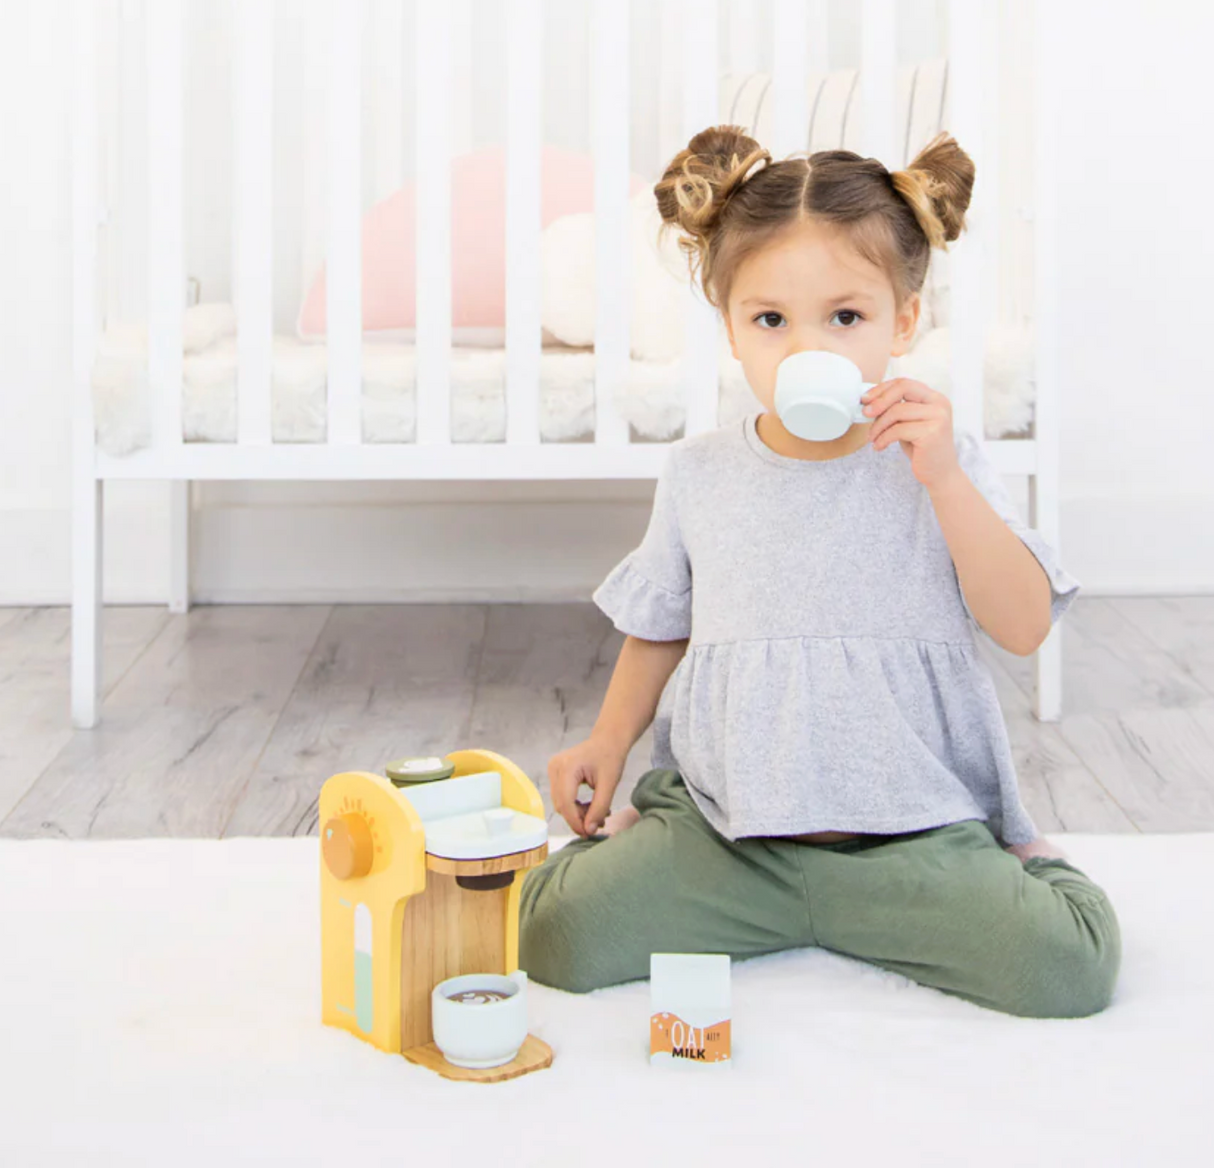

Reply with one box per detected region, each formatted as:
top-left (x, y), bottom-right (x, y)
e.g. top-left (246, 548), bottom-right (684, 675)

top-left (851, 382), bottom-right (880, 424)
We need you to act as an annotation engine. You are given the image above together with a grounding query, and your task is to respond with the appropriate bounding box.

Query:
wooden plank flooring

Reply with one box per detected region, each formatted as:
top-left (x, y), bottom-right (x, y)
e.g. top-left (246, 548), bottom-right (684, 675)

top-left (1, 607), bottom-right (330, 838)
top-left (0, 607), bottom-right (170, 825)
top-left (2, 597), bottom-right (1213, 840)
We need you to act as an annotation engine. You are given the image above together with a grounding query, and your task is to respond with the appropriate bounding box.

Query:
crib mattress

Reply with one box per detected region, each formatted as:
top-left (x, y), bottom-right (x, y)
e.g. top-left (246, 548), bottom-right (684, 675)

top-left (91, 326), bottom-right (1032, 457)
top-left (91, 333), bottom-right (766, 456)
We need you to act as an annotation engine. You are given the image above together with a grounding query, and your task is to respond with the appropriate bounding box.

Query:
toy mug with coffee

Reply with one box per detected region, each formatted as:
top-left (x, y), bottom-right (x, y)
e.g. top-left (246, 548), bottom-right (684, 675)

top-left (432, 970), bottom-right (530, 1069)
top-left (773, 349), bottom-right (881, 442)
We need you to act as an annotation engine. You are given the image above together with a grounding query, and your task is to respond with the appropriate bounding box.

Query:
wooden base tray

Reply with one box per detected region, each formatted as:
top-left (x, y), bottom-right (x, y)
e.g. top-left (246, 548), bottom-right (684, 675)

top-left (401, 1033), bottom-right (553, 1083)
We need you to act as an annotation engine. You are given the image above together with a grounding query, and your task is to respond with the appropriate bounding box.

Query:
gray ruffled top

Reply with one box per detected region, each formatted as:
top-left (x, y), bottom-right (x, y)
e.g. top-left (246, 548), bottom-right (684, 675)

top-left (591, 411), bottom-right (1081, 846)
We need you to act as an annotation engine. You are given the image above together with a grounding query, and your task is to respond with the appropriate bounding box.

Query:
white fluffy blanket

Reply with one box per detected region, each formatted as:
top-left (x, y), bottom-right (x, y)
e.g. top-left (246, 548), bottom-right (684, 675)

top-left (0, 832), bottom-right (1204, 1165)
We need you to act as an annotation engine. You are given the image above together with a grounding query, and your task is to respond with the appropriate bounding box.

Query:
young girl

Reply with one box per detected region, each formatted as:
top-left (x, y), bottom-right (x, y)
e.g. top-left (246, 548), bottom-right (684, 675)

top-left (517, 126), bottom-right (1121, 1018)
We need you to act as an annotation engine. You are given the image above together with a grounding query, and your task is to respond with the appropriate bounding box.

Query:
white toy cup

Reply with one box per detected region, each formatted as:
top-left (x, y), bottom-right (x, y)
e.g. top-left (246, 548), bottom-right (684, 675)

top-left (773, 349), bottom-right (880, 441)
top-left (432, 970), bottom-right (529, 1069)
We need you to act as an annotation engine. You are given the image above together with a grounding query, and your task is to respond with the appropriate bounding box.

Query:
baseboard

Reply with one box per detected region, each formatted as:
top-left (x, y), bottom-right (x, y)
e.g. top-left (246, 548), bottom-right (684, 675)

top-left (3, 490), bottom-right (1214, 606)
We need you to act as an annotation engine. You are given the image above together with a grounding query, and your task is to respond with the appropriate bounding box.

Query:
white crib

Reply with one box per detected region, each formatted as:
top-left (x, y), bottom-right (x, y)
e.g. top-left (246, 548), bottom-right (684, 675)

top-left (70, 0), bottom-right (1067, 728)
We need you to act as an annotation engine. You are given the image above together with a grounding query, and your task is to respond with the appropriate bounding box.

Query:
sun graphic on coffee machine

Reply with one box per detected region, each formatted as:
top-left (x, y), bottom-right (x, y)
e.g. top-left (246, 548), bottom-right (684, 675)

top-left (321, 795), bottom-right (385, 881)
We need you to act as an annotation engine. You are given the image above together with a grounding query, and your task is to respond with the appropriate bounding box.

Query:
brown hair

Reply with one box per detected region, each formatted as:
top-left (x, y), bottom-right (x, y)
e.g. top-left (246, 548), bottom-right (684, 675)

top-left (654, 125), bottom-right (975, 313)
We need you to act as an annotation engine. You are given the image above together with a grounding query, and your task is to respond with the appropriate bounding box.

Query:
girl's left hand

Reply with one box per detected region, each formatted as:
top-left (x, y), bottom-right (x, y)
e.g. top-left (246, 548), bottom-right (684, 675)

top-left (861, 378), bottom-right (960, 491)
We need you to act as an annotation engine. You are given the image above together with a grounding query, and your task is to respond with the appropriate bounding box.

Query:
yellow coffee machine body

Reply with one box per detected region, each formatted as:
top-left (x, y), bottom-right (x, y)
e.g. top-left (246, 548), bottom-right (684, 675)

top-left (318, 748), bottom-right (550, 1067)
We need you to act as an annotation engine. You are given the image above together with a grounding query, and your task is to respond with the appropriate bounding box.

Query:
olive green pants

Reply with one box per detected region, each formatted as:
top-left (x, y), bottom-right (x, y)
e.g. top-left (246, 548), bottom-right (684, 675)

top-left (518, 767), bottom-right (1122, 1018)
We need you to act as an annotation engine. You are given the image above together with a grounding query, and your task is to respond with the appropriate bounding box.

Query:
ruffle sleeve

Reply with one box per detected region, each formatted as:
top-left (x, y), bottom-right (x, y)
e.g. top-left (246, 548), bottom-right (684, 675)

top-left (953, 427), bottom-right (1081, 628)
top-left (591, 446), bottom-right (692, 641)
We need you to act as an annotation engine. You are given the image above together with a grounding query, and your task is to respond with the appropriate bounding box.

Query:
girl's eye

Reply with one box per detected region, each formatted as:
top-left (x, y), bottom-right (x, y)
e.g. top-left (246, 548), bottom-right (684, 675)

top-left (832, 309), bottom-right (864, 327)
top-left (753, 312), bottom-right (785, 329)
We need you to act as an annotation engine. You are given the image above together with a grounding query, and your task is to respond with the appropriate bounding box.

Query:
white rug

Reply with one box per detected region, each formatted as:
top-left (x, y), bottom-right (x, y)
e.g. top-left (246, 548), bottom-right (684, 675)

top-left (0, 833), bottom-right (1206, 1166)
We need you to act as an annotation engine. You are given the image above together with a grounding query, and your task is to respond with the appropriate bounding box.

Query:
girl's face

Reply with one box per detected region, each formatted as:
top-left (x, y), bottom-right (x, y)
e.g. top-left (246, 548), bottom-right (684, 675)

top-left (723, 216), bottom-right (920, 419)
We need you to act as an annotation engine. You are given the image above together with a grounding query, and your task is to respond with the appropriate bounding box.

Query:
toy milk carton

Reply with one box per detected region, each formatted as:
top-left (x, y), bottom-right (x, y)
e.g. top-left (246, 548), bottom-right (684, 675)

top-left (650, 953), bottom-right (732, 1067)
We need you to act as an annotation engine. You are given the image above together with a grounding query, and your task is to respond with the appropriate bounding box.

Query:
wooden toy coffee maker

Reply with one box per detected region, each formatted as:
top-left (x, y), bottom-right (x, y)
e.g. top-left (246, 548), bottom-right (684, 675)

top-left (319, 748), bottom-right (554, 1082)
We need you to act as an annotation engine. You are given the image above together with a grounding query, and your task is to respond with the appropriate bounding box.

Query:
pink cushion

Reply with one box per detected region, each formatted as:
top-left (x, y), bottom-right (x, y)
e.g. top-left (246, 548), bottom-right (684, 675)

top-left (298, 144), bottom-right (649, 336)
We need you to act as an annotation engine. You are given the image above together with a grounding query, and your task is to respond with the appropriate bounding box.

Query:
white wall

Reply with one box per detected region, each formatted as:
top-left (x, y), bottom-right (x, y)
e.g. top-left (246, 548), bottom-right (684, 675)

top-left (1, 0), bottom-right (1211, 606)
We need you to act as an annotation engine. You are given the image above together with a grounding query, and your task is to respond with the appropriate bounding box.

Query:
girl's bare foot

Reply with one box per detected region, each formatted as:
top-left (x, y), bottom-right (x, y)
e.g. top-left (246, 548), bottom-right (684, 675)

top-left (601, 805), bottom-right (642, 838)
top-left (1005, 836), bottom-right (1070, 863)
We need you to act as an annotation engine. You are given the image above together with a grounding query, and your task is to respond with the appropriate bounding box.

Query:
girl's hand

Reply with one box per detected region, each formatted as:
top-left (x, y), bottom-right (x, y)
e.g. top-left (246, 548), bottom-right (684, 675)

top-left (861, 377), bottom-right (961, 491)
top-left (548, 732), bottom-right (629, 838)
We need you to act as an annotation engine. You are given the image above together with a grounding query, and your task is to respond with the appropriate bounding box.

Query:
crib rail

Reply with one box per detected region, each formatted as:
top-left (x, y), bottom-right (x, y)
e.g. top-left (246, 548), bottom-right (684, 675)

top-left (72, 0), bottom-right (1067, 726)
top-left (78, 0), bottom-right (1005, 475)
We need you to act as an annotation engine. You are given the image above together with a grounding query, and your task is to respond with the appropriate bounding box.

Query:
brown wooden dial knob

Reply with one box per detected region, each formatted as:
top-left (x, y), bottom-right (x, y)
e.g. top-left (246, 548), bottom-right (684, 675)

top-left (322, 812), bottom-right (374, 880)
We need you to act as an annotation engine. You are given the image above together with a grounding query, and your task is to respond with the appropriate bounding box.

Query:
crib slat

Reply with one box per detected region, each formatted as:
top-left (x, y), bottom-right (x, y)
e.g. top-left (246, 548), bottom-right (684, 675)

top-left (859, 0), bottom-right (896, 164)
top-left (233, 0), bottom-right (274, 446)
top-left (114, 12), bottom-right (141, 326)
top-left (982, 3), bottom-right (1001, 327)
top-left (725, 0), bottom-right (759, 76)
top-left (71, 0), bottom-right (101, 728)
top-left (326, 0), bottom-right (363, 446)
top-left (505, 0), bottom-right (543, 446)
top-left (414, 2), bottom-right (452, 446)
top-left (371, 1), bottom-right (405, 202)
top-left (947, 0), bottom-right (986, 438)
top-left (592, 0), bottom-right (631, 446)
top-left (807, 0), bottom-right (829, 75)
top-left (72, 0), bottom-right (98, 459)
top-left (770, 0), bottom-right (809, 161)
top-left (1033, 4), bottom-right (1062, 719)
top-left (681, 0), bottom-right (719, 438)
top-left (146, 0), bottom-right (184, 450)
top-left (301, 8), bottom-right (327, 323)
top-left (658, 2), bottom-right (682, 174)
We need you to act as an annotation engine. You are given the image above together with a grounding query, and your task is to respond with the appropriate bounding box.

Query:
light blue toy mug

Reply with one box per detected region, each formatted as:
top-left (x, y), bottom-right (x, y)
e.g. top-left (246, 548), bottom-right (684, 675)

top-left (773, 350), bottom-right (880, 442)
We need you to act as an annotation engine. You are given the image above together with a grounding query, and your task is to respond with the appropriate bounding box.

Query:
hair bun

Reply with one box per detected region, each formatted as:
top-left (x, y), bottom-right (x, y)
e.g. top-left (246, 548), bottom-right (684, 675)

top-left (654, 124), bottom-right (772, 245)
top-left (889, 132), bottom-right (975, 248)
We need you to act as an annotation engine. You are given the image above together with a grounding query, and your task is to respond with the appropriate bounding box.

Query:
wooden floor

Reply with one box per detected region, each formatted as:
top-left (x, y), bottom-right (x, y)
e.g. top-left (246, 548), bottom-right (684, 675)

top-left (2, 597), bottom-right (1213, 840)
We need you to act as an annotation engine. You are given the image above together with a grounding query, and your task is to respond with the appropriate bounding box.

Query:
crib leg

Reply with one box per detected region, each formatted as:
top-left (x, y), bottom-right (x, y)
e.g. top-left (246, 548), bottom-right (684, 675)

top-left (169, 480), bottom-right (191, 614)
top-left (71, 476), bottom-right (104, 729)
top-left (1033, 623), bottom-right (1062, 722)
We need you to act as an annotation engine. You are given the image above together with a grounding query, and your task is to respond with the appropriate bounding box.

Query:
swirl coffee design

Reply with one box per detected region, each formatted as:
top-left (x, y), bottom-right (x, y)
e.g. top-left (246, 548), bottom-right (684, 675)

top-left (446, 987), bottom-right (514, 1005)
